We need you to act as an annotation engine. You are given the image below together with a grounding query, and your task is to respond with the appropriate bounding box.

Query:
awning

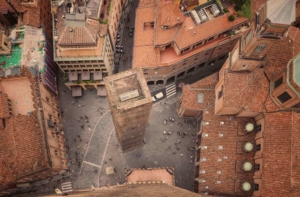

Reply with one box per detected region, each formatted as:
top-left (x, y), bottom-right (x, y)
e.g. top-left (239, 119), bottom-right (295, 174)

top-left (97, 85), bottom-right (107, 96)
top-left (94, 71), bottom-right (102, 80)
top-left (72, 86), bottom-right (82, 97)
top-left (82, 71), bottom-right (90, 80)
top-left (69, 72), bottom-right (78, 81)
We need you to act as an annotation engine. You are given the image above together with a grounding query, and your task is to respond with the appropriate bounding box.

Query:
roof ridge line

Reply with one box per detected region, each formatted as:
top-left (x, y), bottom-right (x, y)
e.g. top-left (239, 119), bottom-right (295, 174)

top-left (84, 26), bottom-right (96, 43)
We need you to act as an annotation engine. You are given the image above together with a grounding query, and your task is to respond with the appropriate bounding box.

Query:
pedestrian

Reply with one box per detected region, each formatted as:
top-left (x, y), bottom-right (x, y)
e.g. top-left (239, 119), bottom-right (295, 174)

top-left (109, 157), bottom-right (112, 161)
top-left (74, 139), bottom-right (77, 142)
top-left (78, 135), bottom-right (80, 138)
top-left (72, 102), bottom-right (75, 105)
top-left (77, 119), bottom-right (80, 122)
top-left (81, 125), bottom-right (84, 128)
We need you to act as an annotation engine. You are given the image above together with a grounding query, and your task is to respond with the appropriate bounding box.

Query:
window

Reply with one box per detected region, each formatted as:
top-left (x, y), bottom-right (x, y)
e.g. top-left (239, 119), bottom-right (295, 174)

top-left (218, 86), bottom-right (223, 99)
top-left (255, 125), bottom-right (262, 132)
top-left (274, 77), bottom-right (283, 89)
top-left (277, 91), bottom-right (292, 103)
top-left (143, 21), bottom-right (155, 30)
top-left (256, 144), bottom-right (261, 151)
top-left (46, 97), bottom-right (50, 102)
top-left (254, 184), bottom-right (259, 191)
top-left (254, 164), bottom-right (260, 171)
top-left (198, 62), bottom-right (205, 69)
top-left (253, 44), bottom-right (266, 53)
top-left (245, 30), bottom-right (252, 44)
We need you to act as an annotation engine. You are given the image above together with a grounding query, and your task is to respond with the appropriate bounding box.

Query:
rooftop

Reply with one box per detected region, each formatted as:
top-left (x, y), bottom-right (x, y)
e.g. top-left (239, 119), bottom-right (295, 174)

top-left (126, 168), bottom-right (174, 185)
top-left (104, 69), bottom-right (152, 110)
top-left (181, 72), bottom-right (218, 111)
top-left (0, 0), bottom-right (41, 27)
top-left (133, 0), bottom-right (249, 68)
top-left (266, 0), bottom-right (296, 25)
top-left (54, 3), bottom-right (107, 59)
top-left (0, 77), bottom-right (35, 116)
top-left (198, 105), bottom-right (255, 195)
top-left (261, 111), bottom-right (300, 196)
top-left (0, 114), bottom-right (47, 187)
top-left (221, 67), bottom-right (269, 113)
top-left (0, 45), bottom-right (22, 69)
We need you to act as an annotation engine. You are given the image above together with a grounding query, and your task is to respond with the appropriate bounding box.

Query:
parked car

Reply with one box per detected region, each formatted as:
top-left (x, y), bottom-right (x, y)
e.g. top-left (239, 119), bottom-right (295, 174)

top-left (152, 92), bottom-right (164, 102)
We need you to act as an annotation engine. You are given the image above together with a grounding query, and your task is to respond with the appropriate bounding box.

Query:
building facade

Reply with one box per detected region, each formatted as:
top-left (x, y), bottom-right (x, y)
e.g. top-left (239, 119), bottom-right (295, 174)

top-left (104, 68), bottom-right (152, 151)
top-left (108, 0), bottom-right (127, 50)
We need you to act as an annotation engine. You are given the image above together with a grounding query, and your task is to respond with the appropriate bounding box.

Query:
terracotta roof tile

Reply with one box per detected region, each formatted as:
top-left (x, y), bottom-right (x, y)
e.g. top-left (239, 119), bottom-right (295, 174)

top-left (0, 94), bottom-right (10, 119)
top-left (58, 18), bottom-right (101, 46)
top-left (223, 68), bottom-right (269, 113)
top-left (159, 2), bottom-right (185, 28)
top-left (0, 0), bottom-right (41, 27)
top-left (265, 37), bottom-right (294, 80)
top-left (0, 115), bottom-right (47, 187)
top-left (252, 0), bottom-right (267, 14)
top-left (134, 6), bottom-right (156, 47)
top-left (199, 105), bottom-right (255, 195)
top-left (261, 111), bottom-right (300, 197)
top-left (181, 73), bottom-right (218, 111)
top-left (139, 0), bottom-right (156, 8)
top-left (133, 46), bottom-right (160, 67)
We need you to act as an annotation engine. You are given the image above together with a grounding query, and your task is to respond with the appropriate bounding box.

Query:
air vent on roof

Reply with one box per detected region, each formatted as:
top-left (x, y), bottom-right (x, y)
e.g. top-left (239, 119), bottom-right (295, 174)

top-left (198, 9), bottom-right (208, 22)
top-left (241, 161), bottom-right (253, 172)
top-left (244, 123), bottom-right (254, 133)
top-left (243, 142), bottom-right (253, 152)
top-left (191, 10), bottom-right (201, 25)
top-left (119, 89), bottom-right (139, 102)
top-left (241, 182), bottom-right (251, 192)
top-left (210, 4), bottom-right (220, 17)
top-left (69, 28), bottom-right (73, 32)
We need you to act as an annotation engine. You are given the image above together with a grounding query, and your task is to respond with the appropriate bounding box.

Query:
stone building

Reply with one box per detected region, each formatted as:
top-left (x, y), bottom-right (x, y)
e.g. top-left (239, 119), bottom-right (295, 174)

top-left (104, 68), bottom-right (152, 151)
top-left (51, 0), bottom-right (114, 93)
top-left (133, 0), bottom-right (250, 87)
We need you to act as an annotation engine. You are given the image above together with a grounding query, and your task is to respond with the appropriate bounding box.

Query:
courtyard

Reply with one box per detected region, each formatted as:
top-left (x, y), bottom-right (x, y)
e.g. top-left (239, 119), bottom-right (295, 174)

top-left (56, 72), bottom-right (199, 192)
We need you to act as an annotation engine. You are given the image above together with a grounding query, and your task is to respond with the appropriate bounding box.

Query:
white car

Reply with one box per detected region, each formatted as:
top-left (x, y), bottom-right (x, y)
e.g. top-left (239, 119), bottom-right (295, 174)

top-left (152, 92), bottom-right (164, 102)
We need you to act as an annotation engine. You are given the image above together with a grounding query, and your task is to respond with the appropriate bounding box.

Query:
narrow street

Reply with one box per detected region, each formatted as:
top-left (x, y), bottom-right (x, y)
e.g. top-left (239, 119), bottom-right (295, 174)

top-left (114, 0), bottom-right (140, 73)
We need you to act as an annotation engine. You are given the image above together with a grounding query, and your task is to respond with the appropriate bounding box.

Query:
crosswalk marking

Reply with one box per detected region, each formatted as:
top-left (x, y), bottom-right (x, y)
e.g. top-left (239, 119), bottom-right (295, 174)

top-left (166, 83), bottom-right (176, 98)
top-left (61, 182), bottom-right (73, 193)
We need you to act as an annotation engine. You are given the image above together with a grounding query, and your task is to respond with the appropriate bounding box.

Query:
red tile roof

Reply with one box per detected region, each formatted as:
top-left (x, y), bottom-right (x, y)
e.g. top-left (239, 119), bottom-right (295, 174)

top-left (199, 105), bottom-right (255, 195)
top-left (261, 111), bottom-right (300, 197)
top-left (0, 0), bottom-right (41, 27)
top-left (0, 94), bottom-right (10, 119)
top-left (251, 0), bottom-right (267, 14)
top-left (181, 73), bottom-right (218, 111)
top-left (0, 115), bottom-right (48, 187)
top-left (222, 68), bottom-right (269, 113)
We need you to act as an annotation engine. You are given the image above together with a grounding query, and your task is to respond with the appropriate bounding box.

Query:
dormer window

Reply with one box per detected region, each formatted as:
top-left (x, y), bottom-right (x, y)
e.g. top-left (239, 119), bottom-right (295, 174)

top-left (277, 91), bottom-right (292, 103)
top-left (253, 44), bottom-right (266, 54)
top-left (274, 76), bottom-right (283, 89)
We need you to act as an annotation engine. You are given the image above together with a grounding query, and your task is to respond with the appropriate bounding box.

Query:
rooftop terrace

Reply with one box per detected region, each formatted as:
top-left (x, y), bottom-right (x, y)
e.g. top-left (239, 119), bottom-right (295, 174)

top-left (0, 45), bottom-right (22, 69)
top-left (0, 77), bottom-right (34, 116)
